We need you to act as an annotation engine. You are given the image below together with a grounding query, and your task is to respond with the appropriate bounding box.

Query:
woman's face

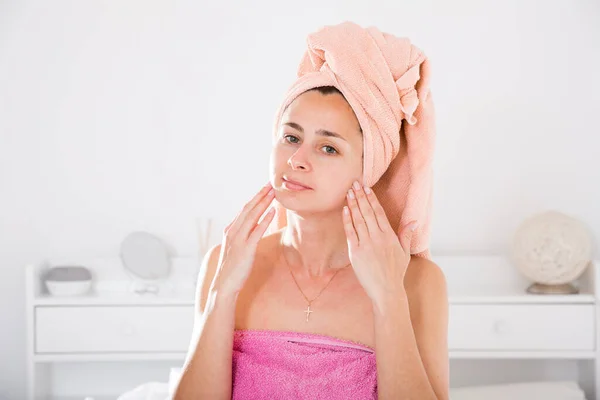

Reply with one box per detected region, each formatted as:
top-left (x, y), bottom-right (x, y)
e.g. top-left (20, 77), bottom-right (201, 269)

top-left (269, 89), bottom-right (363, 216)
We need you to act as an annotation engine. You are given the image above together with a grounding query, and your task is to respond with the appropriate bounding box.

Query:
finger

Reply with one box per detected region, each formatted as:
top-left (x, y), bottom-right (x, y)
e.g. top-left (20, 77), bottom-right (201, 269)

top-left (346, 187), bottom-right (369, 244)
top-left (351, 182), bottom-right (380, 236)
top-left (248, 207), bottom-right (276, 244)
top-left (399, 221), bottom-right (418, 253)
top-left (224, 206), bottom-right (247, 233)
top-left (228, 183), bottom-right (273, 235)
top-left (363, 186), bottom-right (393, 234)
top-left (238, 188), bottom-right (276, 239)
top-left (342, 206), bottom-right (359, 248)
top-left (223, 216), bottom-right (238, 234)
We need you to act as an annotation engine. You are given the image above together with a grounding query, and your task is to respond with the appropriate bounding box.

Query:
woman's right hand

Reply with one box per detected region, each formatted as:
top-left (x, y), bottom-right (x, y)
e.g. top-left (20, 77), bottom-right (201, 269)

top-left (210, 182), bottom-right (277, 299)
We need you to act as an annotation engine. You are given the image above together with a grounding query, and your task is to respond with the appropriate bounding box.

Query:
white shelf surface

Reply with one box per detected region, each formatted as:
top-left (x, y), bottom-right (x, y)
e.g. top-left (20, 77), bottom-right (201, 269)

top-left (449, 350), bottom-right (597, 360)
top-left (448, 291), bottom-right (596, 304)
top-left (34, 352), bottom-right (186, 362)
top-left (32, 293), bottom-right (195, 306)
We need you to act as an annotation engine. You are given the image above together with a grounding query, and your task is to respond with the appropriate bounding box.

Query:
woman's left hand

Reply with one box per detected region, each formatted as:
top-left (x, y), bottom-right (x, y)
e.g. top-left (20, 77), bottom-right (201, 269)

top-left (343, 181), bottom-right (417, 311)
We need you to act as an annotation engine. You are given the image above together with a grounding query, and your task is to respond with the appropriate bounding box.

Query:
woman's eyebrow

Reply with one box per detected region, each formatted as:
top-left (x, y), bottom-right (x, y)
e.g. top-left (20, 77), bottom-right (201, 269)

top-left (283, 122), bottom-right (348, 142)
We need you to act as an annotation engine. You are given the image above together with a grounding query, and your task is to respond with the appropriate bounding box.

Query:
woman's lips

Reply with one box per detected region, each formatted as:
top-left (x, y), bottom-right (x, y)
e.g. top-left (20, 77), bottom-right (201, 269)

top-left (282, 178), bottom-right (312, 191)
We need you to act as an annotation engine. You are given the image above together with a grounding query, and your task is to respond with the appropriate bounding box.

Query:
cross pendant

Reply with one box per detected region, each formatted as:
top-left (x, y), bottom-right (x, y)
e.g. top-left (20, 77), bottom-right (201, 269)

top-left (304, 305), bottom-right (313, 322)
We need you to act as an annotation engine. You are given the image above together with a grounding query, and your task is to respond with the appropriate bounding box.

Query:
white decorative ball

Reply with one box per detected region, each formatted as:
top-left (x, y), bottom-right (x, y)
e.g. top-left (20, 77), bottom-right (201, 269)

top-left (512, 210), bottom-right (592, 285)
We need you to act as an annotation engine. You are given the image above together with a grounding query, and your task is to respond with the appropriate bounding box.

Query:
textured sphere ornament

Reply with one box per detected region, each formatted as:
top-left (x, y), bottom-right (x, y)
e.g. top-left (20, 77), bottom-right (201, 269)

top-left (512, 210), bottom-right (592, 294)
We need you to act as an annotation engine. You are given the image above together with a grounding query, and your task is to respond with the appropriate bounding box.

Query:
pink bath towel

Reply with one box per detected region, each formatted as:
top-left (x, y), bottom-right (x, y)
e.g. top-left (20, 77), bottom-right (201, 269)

top-left (269, 22), bottom-right (436, 258)
top-left (232, 330), bottom-right (377, 399)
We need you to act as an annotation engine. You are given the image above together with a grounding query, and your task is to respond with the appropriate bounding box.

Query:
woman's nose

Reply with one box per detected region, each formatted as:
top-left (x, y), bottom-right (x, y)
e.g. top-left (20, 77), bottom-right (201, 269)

top-left (288, 147), bottom-right (311, 171)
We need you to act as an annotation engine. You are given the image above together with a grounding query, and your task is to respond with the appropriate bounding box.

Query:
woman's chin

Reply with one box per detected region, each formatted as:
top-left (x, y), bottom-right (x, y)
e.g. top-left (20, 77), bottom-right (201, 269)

top-left (274, 194), bottom-right (312, 211)
top-left (275, 195), bottom-right (341, 218)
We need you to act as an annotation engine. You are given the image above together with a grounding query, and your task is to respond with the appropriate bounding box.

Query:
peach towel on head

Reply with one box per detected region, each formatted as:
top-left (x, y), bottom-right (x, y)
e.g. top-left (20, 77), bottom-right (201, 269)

top-left (269, 21), bottom-right (436, 258)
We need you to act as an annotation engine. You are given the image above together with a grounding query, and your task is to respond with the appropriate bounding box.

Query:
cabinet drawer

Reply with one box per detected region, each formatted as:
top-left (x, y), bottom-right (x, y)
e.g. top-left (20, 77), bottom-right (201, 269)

top-left (449, 304), bottom-right (595, 351)
top-left (35, 306), bottom-right (195, 353)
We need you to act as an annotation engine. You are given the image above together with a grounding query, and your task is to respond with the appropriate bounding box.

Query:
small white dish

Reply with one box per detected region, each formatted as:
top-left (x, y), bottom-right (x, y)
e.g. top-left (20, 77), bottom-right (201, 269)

top-left (45, 280), bottom-right (92, 296)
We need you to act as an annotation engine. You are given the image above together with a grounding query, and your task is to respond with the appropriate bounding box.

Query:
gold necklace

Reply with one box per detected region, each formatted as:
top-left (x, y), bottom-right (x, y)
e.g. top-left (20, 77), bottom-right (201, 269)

top-left (283, 251), bottom-right (351, 322)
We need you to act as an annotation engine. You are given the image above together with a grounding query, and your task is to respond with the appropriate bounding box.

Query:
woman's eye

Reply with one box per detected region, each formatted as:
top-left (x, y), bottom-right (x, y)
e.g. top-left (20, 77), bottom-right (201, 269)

top-left (284, 134), bottom-right (299, 144)
top-left (323, 145), bottom-right (338, 155)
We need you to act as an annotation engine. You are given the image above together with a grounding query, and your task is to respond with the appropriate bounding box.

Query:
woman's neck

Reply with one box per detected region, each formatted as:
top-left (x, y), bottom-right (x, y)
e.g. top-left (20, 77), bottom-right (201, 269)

top-left (279, 210), bottom-right (351, 278)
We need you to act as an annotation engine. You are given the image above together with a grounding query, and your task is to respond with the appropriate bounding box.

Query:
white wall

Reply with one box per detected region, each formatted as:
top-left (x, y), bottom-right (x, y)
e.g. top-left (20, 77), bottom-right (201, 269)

top-left (1, 0), bottom-right (599, 398)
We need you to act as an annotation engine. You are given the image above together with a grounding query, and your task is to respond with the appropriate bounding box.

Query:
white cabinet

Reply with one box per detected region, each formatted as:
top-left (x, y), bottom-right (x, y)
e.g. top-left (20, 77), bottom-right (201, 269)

top-left (25, 255), bottom-right (600, 399)
top-left (35, 306), bottom-right (194, 354)
top-left (25, 257), bottom-right (199, 400)
top-left (449, 304), bottom-right (596, 352)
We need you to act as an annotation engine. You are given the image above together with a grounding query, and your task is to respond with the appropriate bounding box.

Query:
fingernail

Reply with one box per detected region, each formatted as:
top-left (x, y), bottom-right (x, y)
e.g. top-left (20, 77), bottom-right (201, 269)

top-left (363, 186), bottom-right (371, 194)
top-left (410, 222), bottom-right (418, 231)
top-left (347, 189), bottom-right (355, 199)
top-left (353, 181), bottom-right (361, 190)
top-left (343, 206), bottom-right (349, 215)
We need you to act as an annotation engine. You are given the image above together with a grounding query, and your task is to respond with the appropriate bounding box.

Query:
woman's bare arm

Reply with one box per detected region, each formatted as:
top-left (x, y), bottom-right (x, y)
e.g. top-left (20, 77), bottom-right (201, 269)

top-left (172, 182), bottom-right (276, 399)
top-left (173, 244), bottom-right (238, 400)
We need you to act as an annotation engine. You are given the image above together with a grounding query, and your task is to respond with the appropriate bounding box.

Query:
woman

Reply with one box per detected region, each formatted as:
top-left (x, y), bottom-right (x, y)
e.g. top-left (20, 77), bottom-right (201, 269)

top-left (174, 22), bottom-right (449, 400)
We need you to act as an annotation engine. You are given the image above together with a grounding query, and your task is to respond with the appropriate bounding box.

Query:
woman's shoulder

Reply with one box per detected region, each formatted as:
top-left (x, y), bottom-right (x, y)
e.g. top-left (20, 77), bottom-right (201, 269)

top-left (404, 256), bottom-right (447, 296)
top-left (403, 256), bottom-right (448, 323)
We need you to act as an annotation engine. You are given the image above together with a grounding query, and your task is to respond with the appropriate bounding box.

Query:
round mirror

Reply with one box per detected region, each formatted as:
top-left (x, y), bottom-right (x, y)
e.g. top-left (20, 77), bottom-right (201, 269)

top-left (120, 231), bottom-right (172, 293)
